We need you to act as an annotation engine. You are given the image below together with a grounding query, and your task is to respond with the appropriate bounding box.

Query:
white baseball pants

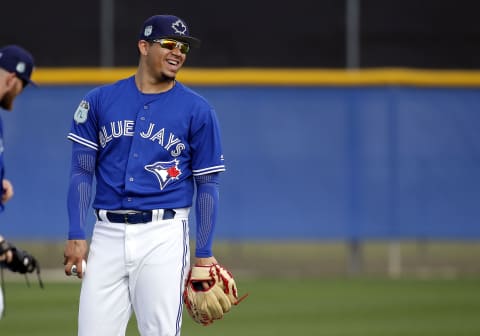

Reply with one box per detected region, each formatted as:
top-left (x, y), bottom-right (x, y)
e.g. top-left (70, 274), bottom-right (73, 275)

top-left (78, 208), bottom-right (190, 336)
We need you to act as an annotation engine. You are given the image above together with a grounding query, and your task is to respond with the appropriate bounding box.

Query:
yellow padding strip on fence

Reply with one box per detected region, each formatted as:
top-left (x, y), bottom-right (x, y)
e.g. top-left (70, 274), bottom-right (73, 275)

top-left (31, 67), bottom-right (480, 87)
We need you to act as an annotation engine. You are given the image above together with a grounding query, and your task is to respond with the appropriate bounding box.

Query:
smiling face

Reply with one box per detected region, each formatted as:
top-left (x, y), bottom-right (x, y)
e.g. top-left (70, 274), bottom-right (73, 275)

top-left (139, 39), bottom-right (187, 82)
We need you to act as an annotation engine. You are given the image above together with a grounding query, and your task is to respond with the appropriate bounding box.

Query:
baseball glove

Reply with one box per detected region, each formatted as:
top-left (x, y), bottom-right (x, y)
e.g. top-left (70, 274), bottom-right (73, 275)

top-left (0, 238), bottom-right (41, 275)
top-left (183, 264), bottom-right (247, 326)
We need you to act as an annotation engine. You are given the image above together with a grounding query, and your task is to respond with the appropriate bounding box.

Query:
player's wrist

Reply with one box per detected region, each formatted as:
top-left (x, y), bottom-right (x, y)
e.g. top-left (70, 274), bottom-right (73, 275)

top-left (194, 256), bottom-right (217, 266)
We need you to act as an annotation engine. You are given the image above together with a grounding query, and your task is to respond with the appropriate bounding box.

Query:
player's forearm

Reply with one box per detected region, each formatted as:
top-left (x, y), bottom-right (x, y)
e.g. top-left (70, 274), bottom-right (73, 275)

top-left (67, 144), bottom-right (96, 239)
top-left (67, 179), bottom-right (92, 239)
top-left (194, 173), bottom-right (220, 257)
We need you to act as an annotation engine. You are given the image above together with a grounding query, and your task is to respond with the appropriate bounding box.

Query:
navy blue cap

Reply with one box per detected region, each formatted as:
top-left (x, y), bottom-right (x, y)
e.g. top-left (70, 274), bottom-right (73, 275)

top-left (139, 15), bottom-right (201, 48)
top-left (0, 45), bottom-right (35, 86)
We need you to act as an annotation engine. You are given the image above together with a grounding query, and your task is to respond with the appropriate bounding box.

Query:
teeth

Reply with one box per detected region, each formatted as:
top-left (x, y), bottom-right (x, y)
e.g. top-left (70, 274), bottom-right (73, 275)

top-left (167, 60), bottom-right (178, 65)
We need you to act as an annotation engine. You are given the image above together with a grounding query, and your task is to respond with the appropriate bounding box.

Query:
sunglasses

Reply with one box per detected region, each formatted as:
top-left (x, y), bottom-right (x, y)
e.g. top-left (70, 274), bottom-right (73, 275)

top-left (152, 39), bottom-right (190, 54)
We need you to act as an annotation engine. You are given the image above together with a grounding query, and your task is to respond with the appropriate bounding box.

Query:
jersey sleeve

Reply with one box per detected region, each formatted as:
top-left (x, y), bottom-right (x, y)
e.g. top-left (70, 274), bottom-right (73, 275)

top-left (190, 107), bottom-right (226, 176)
top-left (67, 90), bottom-right (99, 150)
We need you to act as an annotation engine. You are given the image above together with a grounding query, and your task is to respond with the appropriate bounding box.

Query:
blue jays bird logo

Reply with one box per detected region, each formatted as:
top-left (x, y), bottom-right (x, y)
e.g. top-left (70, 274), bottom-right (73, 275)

top-left (145, 160), bottom-right (182, 190)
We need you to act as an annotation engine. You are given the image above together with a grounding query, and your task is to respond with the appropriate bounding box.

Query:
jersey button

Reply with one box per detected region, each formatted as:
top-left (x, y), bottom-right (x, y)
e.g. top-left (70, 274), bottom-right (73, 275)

top-left (133, 153), bottom-right (139, 158)
top-left (127, 197), bottom-right (132, 202)
top-left (129, 177), bottom-right (134, 182)
top-left (143, 105), bottom-right (149, 109)
top-left (140, 116), bottom-right (146, 121)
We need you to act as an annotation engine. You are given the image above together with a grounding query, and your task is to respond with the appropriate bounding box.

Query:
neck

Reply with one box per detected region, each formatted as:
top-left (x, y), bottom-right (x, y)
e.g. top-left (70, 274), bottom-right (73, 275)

top-left (135, 70), bottom-right (175, 94)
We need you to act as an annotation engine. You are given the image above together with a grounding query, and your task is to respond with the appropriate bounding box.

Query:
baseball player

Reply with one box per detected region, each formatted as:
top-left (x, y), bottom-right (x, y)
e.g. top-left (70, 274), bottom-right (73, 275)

top-left (63, 14), bottom-right (226, 335)
top-left (0, 45), bottom-right (36, 317)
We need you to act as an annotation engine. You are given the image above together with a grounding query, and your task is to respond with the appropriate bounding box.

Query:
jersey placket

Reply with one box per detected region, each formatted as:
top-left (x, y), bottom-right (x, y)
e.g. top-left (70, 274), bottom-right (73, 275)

top-left (123, 102), bottom-right (152, 208)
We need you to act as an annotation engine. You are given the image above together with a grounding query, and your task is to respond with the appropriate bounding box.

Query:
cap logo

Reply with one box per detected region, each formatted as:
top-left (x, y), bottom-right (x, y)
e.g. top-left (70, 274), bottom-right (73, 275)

top-left (144, 25), bottom-right (153, 37)
top-left (16, 62), bottom-right (26, 74)
top-left (171, 20), bottom-right (187, 35)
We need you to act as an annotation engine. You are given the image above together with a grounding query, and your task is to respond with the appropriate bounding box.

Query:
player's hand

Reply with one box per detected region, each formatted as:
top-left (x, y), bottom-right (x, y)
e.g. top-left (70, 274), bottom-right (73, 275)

top-left (0, 235), bottom-right (13, 262)
top-left (0, 249), bottom-right (13, 263)
top-left (64, 239), bottom-right (88, 278)
top-left (183, 262), bottom-right (247, 326)
top-left (194, 256), bottom-right (218, 288)
top-left (1, 179), bottom-right (14, 204)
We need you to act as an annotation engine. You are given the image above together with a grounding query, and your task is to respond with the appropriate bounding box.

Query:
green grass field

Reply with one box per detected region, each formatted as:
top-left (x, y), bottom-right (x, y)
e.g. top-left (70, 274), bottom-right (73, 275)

top-left (1, 277), bottom-right (479, 335)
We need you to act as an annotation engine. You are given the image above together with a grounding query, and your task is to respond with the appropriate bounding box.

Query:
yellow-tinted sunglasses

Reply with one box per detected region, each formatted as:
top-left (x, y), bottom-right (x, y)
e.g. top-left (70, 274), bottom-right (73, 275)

top-left (152, 39), bottom-right (190, 54)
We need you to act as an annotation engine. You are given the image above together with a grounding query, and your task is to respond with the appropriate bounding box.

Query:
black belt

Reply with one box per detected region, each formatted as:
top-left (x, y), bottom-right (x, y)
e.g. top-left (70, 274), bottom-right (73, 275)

top-left (96, 209), bottom-right (176, 224)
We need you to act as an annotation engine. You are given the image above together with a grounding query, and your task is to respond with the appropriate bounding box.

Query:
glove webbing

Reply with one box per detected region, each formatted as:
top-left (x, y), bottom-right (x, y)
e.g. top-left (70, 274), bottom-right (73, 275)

top-left (35, 263), bottom-right (44, 289)
top-left (215, 265), bottom-right (248, 304)
top-left (23, 262), bottom-right (44, 289)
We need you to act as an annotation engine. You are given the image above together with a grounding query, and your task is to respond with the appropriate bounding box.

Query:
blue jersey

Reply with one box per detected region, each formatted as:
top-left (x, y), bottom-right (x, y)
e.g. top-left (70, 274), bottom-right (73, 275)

top-left (67, 76), bottom-right (225, 210)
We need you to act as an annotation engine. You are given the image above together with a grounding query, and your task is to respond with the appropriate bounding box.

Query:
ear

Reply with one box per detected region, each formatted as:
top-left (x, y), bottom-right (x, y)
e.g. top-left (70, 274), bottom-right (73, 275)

top-left (0, 71), bottom-right (9, 88)
top-left (5, 72), bottom-right (19, 91)
top-left (138, 40), bottom-right (149, 56)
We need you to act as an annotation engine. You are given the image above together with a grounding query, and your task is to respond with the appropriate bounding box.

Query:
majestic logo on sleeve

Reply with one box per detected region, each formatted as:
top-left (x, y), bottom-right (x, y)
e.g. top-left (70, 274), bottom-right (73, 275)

top-left (145, 160), bottom-right (182, 190)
